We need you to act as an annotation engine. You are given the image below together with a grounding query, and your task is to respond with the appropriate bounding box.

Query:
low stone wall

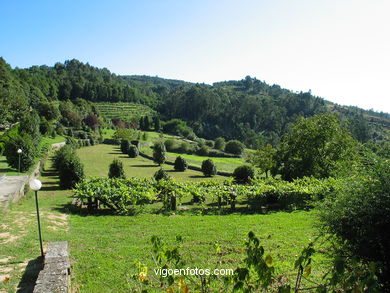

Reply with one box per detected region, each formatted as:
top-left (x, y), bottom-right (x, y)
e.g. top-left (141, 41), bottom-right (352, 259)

top-left (33, 242), bottom-right (71, 293)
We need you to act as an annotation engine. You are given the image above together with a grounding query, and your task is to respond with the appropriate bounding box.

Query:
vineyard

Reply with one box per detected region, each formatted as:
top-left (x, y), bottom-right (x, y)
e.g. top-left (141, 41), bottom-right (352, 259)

top-left (95, 102), bottom-right (155, 122)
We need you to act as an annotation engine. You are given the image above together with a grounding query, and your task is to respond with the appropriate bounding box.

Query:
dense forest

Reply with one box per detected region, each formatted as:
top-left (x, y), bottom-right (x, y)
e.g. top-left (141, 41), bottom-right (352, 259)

top-left (1, 57), bottom-right (389, 148)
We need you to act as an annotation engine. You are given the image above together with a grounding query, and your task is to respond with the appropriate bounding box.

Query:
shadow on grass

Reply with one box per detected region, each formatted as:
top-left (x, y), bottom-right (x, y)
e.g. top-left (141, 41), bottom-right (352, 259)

top-left (131, 164), bottom-right (158, 168)
top-left (16, 256), bottom-right (44, 293)
top-left (40, 183), bottom-right (61, 191)
top-left (189, 175), bottom-right (206, 179)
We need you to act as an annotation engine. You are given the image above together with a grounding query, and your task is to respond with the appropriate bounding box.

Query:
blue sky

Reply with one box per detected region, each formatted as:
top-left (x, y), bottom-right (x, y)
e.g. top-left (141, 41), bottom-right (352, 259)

top-left (1, 0), bottom-right (389, 112)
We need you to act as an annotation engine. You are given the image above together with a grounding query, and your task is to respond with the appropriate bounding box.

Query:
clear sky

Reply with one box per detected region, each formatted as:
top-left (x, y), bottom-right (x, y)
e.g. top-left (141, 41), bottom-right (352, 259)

top-left (1, 0), bottom-right (389, 113)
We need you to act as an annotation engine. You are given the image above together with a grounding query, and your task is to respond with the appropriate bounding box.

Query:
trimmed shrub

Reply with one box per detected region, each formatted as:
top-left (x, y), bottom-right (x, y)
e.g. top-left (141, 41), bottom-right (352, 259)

top-left (233, 165), bottom-right (255, 184)
top-left (128, 145), bottom-right (139, 158)
top-left (153, 142), bottom-right (166, 165)
top-left (154, 168), bottom-right (170, 181)
top-left (58, 155), bottom-right (85, 189)
top-left (225, 140), bottom-right (245, 155)
top-left (120, 139), bottom-right (131, 154)
top-left (4, 134), bottom-right (38, 172)
top-left (201, 159), bottom-right (217, 177)
top-left (215, 137), bottom-right (225, 150)
top-left (108, 159), bottom-right (126, 179)
top-left (178, 142), bottom-right (191, 153)
top-left (53, 145), bottom-right (75, 170)
top-left (174, 156), bottom-right (188, 171)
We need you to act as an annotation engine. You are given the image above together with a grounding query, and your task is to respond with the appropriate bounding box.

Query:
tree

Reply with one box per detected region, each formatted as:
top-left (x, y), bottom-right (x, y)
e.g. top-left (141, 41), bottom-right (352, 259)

top-left (153, 117), bottom-right (160, 131)
top-left (58, 155), bottom-right (85, 189)
top-left (246, 144), bottom-right (276, 178)
top-left (108, 159), bottom-right (126, 179)
top-left (143, 116), bottom-right (150, 131)
top-left (225, 140), bottom-right (245, 155)
top-left (153, 142), bottom-right (166, 165)
top-left (83, 114), bottom-right (99, 131)
top-left (139, 117), bottom-right (144, 130)
top-left (201, 159), bottom-right (217, 177)
top-left (275, 114), bottom-right (358, 180)
top-left (174, 156), bottom-right (188, 171)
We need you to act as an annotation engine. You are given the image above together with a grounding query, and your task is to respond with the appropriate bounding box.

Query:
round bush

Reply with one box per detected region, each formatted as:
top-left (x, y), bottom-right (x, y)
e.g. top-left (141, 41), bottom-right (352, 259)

top-left (128, 145), bottom-right (139, 158)
top-left (108, 159), bottom-right (126, 179)
top-left (233, 165), bottom-right (255, 183)
top-left (174, 156), bottom-right (188, 171)
top-left (225, 140), bottom-right (245, 155)
top-left (154, 168), bottom-right (170, 181)
top-left (201, 159), bottom-right (217, 177)
top-left (164, 139), bottom-right (177, 152)
top-left (205, 140), bottom-right (215, 148)
top-left (120, 139), bottom-right (131, 154)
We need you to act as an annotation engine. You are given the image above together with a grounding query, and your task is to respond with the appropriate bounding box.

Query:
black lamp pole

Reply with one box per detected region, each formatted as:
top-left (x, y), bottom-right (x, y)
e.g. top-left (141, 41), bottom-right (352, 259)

top-left (34, 190), bottom-right (44, 258)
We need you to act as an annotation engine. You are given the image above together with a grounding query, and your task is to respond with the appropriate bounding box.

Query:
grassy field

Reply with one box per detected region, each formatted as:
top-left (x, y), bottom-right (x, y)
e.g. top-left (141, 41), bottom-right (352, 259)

top-left (0, 157), bottom-right (329, 292)
top-left (77, 144), bottom-right (225, 182)
top-left (95, 102), bottom-right (155, 122)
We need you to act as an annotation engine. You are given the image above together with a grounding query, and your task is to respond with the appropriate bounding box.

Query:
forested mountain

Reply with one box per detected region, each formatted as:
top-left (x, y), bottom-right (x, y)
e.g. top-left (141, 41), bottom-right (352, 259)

top-left (1, 57), bottom-right (389, 147)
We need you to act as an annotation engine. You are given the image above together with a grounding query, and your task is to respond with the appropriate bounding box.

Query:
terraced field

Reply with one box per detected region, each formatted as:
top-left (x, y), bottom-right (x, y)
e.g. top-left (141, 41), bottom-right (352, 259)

top-left (95, 102), bottom-right (155, 122)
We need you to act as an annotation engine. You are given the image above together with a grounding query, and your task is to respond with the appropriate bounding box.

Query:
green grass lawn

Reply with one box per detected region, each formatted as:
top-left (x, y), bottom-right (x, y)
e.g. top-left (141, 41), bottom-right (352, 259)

top-left (0, 152), bottom-right (330, 292)
top-left (77, 144), bottom-right (225, 182)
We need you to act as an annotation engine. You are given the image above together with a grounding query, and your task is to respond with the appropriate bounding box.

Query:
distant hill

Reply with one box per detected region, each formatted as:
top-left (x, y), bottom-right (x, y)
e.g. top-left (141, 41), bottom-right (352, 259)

top-left (1, 57), bottom-right (388, 147)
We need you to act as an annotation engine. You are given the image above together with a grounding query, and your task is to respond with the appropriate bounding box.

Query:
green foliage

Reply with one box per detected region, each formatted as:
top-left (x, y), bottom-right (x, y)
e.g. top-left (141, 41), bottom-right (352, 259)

top-left (153, 116), bottom-right (160, 131)
top-left (246, 144), bottom-right (276, 178)
top-left (53, 145), bottom-right (85, 188)
top-left (214, 137), bottom-right (225, 150)
top-left (120, 139), bottom-right (131, 154)
top-left (128, 145), bottom-right (139, 158)
top-left (74, 178), bottom-right (157, 213)
top-left (153, 142), bottom-right (166, 165)
top-left (114, 128), bottom-right (137, 142)
top-left (164, 139), bottom-right (177, 152)
top-left (225, 140), bottom-right (245, 155)
top-left (154, 168), bottom-right (170, 181)
top-left (162, 119), bottom-right (194, 138)
top-left (275, 114), bottom-right (358, 180)
top-left (233, 165), bottom-right (255, 183)
top-left (201, 159), bottom-right (217, 177)
top-left (318, 155), bottom-right (390, 289)
top-left (108, 159), bottom-right (126, 179)
top-left (4, 134), bottom-right (38, 172)
top-left (37, 102), bottom-right (60, 121)
top-left (19, 111), bottom-right (41, 144)
top-left (174, 156), bottom-right (188, 171)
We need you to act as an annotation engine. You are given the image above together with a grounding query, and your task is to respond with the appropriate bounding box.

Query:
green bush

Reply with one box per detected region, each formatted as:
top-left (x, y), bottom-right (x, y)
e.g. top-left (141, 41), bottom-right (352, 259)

top-left (108, 159), bottom-right (126, 179)
top-left (154, 168), bottom-right (170, 181)
top-left (205, 140), bottom-right (215, 148)
top-left (58, 155), bottom-right (85, 189)
top-left (120, 139), bottom-right (131, 154)
top-left (74, 178), bottom-right (156, 213)
top-left (153, 142), bottom-right (166, 165)
top-left (178, 142), bottom-right (191, 153)
top-left (0, 143), bottom-right (4, 156)
top-left (164, 139), bottom-right (177, 152)
top-left (233, 165), bottom-right (255, 183)
top-left (214, 137), bottom-right (225, 150)
top-left (128, 145), bottom-right (139, 158)
top-left (4, 134), bottom-right (39, 172)
top-left (201, 159), bottom-right (217, 177)
top-left (195, 145), bottom-right (209, 156)
top-left (319, 156), bottom-right (390, 289)
top-left (174, 156), bottom-right (188, 171)
top-left (225, 140), bottom-right (245, 155)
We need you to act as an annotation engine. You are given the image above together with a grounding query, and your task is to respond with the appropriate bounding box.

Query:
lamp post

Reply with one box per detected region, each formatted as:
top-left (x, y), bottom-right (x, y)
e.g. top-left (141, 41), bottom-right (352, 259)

top-left (29, 179), bottom-right (44, 258)
top-left (17, 149), bottom-right (22, 173)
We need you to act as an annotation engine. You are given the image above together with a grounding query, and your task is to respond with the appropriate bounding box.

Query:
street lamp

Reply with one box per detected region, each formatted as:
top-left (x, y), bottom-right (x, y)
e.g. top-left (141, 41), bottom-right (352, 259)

top-left (29, 179), bottom-right (44, 258)
top-left (17, 149), bottom-right (22, 173)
